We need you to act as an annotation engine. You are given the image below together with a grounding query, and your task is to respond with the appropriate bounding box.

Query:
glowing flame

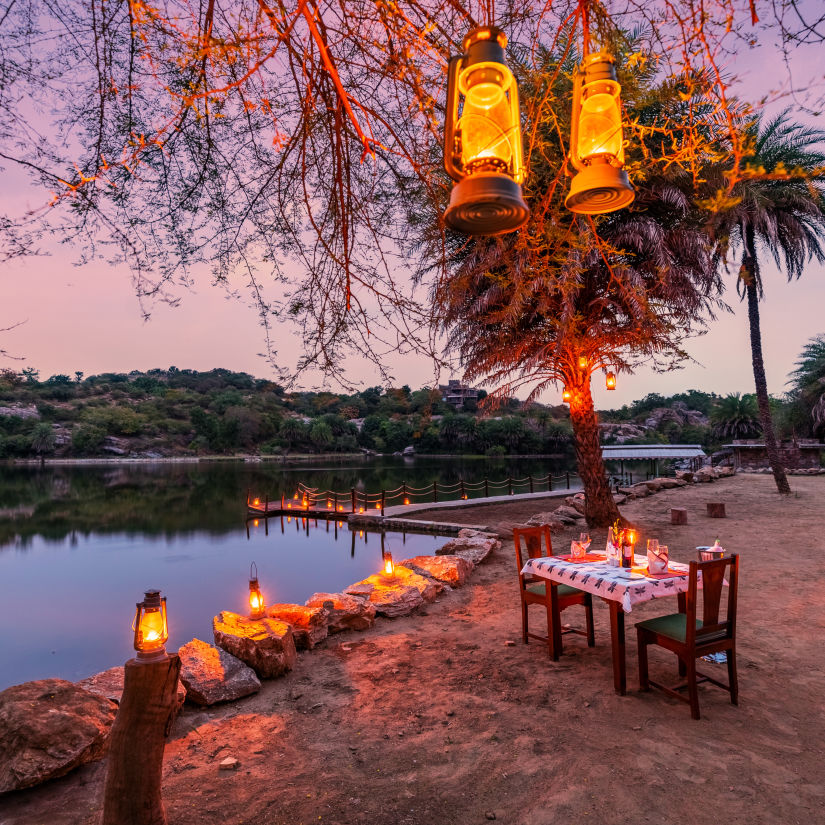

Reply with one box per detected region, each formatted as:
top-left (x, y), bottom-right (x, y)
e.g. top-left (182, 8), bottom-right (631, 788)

top-left (384, 555), bottom-right (394, 576)
top-left (253, 498), bottom-right (260, 506)
top-left (404, 498), bottom-right (410, 506)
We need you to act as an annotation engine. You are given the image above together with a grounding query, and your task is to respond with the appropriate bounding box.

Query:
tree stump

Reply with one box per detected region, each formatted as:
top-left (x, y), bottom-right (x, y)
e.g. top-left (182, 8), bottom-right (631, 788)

top-left (102, 655), bottom-right (181, 825)
top-left (670, 507), bottom-right (688, 525)
top-left (706, 502), bottom-right (726, 518)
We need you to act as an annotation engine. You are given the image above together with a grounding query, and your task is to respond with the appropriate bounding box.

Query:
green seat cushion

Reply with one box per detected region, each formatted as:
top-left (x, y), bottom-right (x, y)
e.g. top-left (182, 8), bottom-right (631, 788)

top-left (525, 581), bottom-right (583, 599)
top-left (636, 613), bottom-right (702, 643)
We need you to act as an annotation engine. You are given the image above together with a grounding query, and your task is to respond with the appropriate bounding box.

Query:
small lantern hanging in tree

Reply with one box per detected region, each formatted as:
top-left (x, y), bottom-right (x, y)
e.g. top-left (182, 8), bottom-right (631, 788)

top-left (132, 589), bottom-right (168, 661)
top-left (605, 371), bottom-right (617, 390)
top-left (248, 562), bottom-right (266, 619)
top-left (577, 355), bottom-right (588, 370)
top-left (443, 26), bottom-right (529, 235)
top-left (566, 52), bottom-right (634, 214)
top-left (562, 388), bottom-right (573, 403)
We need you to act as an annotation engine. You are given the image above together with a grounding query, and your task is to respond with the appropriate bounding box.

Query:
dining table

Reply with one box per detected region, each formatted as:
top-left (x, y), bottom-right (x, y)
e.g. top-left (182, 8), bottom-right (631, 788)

top-left (521, 551), bottom-right (694, 695)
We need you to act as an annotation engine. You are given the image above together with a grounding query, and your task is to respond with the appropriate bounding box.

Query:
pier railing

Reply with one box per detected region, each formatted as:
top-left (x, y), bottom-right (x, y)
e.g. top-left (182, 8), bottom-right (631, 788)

top-left (248, 472), bottom-right (575, 516)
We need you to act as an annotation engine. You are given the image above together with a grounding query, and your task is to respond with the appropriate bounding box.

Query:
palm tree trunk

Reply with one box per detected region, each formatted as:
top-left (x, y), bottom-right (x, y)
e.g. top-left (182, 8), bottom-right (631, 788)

top-left (743, 236), bottom-right (792, 494)
top-left (568, 379), bottom-right (622, 527)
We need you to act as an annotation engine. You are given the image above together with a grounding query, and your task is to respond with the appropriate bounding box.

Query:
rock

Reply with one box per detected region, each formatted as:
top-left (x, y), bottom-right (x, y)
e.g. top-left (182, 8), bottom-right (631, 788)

top-left (564, 496), bottom-right (586, 515)
top-left (675, 470), bottom-right (695, 482)
top-left (656, 477), bottom-right (687, 488)
top-left (219, 756), bottom-right (240, 771)
top-left (642, 479), bottom-right (663, 492)
top-left (553, 505), bottom-right (585, 520)
top-left (78, 665), bottom-right (187, 720)
top-left (266, 603), bottom-right (329, 650)
top-left (402, 445), bottom-right (415, 456)
top-left (457, 528), bottom-right (496, 539)
top-left (0, 679), bottom-right (116, 793)
top-left (694, 468), bottom-right (717, 482)
top-left (305, 592), bottom-right (376, 633)
top-left (213, 612), bottom-right (297, 679)
top-left (436, 536), bottom-right (500, 564)
top-left (525, 514), bottom-right (567, 532)
top-left (399, 554), bottom-right (473, 587)
top-left (612, 493), bottom-right (627, 505)
top-left (629, 484), bottom-right (651, 497)
top-left (177, 639), bottom-right (261, 706)
top-left (716, 466), bottom-right (736, 477)
top-left (345, 567), bottom-right (442, 618)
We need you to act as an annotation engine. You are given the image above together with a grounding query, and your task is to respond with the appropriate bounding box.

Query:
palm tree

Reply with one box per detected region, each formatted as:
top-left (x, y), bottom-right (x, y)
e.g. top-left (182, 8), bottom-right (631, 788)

top-left (708, 112), bottom-right (825, 493)
top-left (788, 334), bottom-right (825, 436)
top-left (710, 393), bottom-right (762, 440)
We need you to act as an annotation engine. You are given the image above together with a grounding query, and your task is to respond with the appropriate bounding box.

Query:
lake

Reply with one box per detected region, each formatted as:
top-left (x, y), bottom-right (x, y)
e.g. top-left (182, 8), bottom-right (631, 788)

top-left (0, 455), bottom-right (576, 689)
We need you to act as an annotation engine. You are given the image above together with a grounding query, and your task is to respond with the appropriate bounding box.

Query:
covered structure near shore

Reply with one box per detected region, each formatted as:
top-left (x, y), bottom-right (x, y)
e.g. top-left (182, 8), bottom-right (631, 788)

top-left (601, 444), bottom-right (706, 478)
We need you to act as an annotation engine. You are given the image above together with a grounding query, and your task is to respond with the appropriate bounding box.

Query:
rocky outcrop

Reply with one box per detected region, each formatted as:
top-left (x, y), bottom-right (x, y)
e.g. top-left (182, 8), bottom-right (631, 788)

top-left (436, 536), bottom-right (500, 565)
top-left (266, 603), bottom-right (329, 650)
top-left (346, 567), bottom-right (441, 618)
top-left (305, 592), bottom-right (376, 634)
top-left (77, 665), bottom-right (186, 718)
top-left (213, 612), bottom-right (297, 679)
top-left (399, 554), bottom-right (473, 587)
top-left (553, 505), bottom-right (585, 521)
top-left (178, 638), bottom-right (261, 706)
top-left (598, 421), bottom-right (647, 443)
top-left (0, 679), bottom-right (116, 794)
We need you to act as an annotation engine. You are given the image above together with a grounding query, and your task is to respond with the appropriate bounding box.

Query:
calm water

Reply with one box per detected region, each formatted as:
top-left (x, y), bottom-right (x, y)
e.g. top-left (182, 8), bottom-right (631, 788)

top-left (0, 456), bottom-right (575, 689)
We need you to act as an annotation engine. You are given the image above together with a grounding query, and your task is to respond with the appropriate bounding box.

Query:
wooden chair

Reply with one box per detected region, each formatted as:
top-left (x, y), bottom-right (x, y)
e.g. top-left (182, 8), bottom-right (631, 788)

top-left (636, 554), bottom-right (739, 720)
top-left (513, 525), bottom-right (595, 661)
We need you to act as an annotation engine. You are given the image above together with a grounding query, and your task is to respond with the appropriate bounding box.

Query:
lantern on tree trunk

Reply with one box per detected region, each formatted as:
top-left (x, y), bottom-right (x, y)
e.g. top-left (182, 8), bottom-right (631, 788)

top-left (248, 562), bottom-right (265, 619)
top-left (566, 52), bottom-right (634, 214)
top-left (443, 26), bottom-right (528, 235)
top-left (132, 589), bottom-right (168, 661)
top-left (605, 371), bottom-right (617, 390)
top-left (578, 355), bottom-right (588, 370)
top-left (562, 388), bottom-right (573, 403)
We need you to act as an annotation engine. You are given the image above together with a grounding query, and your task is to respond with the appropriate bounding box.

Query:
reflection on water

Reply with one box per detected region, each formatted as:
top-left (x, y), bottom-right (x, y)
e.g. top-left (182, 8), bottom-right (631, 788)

top-left (0, 517), bottom-right (441, 690)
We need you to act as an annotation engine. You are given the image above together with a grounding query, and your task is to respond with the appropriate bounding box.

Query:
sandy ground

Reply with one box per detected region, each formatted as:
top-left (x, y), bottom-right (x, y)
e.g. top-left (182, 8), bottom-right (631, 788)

top-left (2, 474), bottom-right (824, 825)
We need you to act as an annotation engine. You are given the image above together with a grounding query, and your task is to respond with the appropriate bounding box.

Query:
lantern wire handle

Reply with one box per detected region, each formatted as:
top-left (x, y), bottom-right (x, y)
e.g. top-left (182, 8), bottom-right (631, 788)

top-left (579, 0), bottom-right (591, 58)
top-left (250, 561), bottom-right (258, 580)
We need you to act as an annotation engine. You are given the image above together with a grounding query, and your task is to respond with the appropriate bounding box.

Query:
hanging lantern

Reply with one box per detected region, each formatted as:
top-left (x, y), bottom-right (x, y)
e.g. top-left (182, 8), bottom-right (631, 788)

top-left (562, 388), bottom-right (573, 403)
top-left (132, 589), bottom-right (168, 661)
top-left (443, 26), bottom-right (528, 235)
top-left (252, 497), bottom-right (260, 507)
top-left (248, 562), bottom-right (265, 619)
top-left (566, 52), bottom-right (634, 214)
top-left (403, 497), bottom-right (410, 506)
top-left (577, 355), bottom-right (588, 370)
top-left (383, 552), bottom-right (395, 577)
top-left (606, 371), bottom-right (617, 390)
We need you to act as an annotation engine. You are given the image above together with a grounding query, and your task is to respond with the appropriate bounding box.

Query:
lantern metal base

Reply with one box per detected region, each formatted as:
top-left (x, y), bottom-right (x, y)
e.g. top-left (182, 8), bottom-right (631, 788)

top-left (444, 173), bottom-right (529, 235)
top-left (135, 647), bottom-right (168, 663)
top-left (565, 161), bottom-right (635, 214)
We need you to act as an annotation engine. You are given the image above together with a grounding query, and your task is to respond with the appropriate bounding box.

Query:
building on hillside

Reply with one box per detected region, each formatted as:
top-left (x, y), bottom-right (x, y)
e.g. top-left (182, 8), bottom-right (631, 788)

top-left (440, 380), bottom-right (479, 410)
top-left (722, 439), bottom-right (825, 471)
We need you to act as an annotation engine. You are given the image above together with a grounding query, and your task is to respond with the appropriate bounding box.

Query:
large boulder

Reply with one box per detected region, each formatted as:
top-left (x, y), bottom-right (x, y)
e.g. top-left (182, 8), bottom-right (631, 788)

top-left (399, 554), bottom-right (473, 587)
top-left (553, 505), bottom-right (585, 521)
top-left (675, 470), bottom-right (695, 483)
top-left (345, 567), bottom-right (441, 618)
top-left (457, 528), bottom-right (496, 540)
top-left (305, 592), bottom-right (376, 633)
top-left (524, 514), bottom-right (566, 532)
top-left (266, 603), bottom-right (329, 650)
top-left (0, 679), bottom-right (116, 794)
top-left (213, 612), bottom-right (297, 679)
top-left (178, 638), bottom-right (261, 706)
top-left (655, 477), bottom-right (687, 489)
top-left (436, 536), bottom-right (500, 565)
top-left (78, 665), bottom-right (186, 719)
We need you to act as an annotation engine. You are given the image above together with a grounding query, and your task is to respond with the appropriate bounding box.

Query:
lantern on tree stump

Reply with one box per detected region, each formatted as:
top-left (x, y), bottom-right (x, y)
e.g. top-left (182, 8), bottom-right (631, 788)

top-left (248, 562), bottom-right (265, 619)
top-left (443, 26), bottom-right (528, 235)
top-left (132, 589), bottom-right (168, 661)
top-left (566, 52), bottom-right (634, 214)
top-left (605, 371), bottom-right (617, 390)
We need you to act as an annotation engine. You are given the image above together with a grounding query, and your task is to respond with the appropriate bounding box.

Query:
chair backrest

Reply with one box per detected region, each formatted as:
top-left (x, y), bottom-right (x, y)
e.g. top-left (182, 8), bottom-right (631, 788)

top-left (513, 525), bottom-right (552, 590)
top-left (684, 554), bottom-right (739, 646)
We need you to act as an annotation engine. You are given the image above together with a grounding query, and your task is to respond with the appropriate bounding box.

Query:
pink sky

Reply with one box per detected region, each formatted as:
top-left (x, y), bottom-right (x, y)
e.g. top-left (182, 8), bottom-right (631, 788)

top-left (2, 17), bottom-right (823, 408)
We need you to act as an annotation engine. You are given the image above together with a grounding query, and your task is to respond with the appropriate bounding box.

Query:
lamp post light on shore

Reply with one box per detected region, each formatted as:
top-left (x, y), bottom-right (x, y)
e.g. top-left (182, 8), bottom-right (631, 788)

top-left (102, 589), bottom-right (180, 825)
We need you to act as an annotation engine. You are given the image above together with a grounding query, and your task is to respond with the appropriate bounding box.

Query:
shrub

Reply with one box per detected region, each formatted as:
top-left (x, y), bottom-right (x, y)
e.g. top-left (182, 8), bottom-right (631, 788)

top-left (72, 424), bottom-right (106, 454)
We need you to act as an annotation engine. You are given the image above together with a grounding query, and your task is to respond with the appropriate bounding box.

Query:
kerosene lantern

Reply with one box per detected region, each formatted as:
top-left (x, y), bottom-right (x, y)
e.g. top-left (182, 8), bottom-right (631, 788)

top-left (132, 589), bottom-right (169, 661)
top-left (248, 562), bottom-right (266, 619)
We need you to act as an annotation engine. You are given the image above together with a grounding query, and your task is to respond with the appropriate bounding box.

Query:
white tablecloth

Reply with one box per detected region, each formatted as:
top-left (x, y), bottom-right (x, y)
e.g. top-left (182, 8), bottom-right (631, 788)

top-left (522, 555), bottom-right (693, 613)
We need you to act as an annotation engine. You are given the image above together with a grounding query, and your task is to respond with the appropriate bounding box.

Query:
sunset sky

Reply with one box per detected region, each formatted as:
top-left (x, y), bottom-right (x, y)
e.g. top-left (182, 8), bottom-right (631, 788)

top-left (2, 13), bottom-right (823, 409)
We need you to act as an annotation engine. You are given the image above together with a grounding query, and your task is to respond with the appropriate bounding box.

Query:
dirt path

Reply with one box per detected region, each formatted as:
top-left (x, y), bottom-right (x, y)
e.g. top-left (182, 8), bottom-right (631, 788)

top-left (2, 474), bottom-right (823, 825)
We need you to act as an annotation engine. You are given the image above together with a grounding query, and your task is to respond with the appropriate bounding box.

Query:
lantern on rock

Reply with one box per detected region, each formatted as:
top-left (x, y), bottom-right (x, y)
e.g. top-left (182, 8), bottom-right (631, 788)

top-left (566, 52), bottom-right (634, 214)
top-left (248, 562), bottom-right (266, 619)
top-left (132, 589), bottom-right (168, 661)
top-left (443, 26), bottom-right (528, 235)
top-left (383, 552), bottom-right (395, 577)
top-left (605, 371), bottom-right (617, 390)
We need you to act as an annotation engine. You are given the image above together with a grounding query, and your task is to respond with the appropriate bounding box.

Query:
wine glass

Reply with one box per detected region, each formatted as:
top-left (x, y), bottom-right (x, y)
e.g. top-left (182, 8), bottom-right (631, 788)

top-left (647, 539), bottom-right (659, 554)
top-left (579, 532), bottom-right (591, 552)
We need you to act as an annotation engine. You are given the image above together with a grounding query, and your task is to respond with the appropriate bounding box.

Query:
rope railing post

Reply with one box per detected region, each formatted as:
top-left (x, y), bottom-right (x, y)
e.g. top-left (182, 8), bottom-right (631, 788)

top-left (351, 488), bottom-right (356, 512)
top-left (333, 491), bottom-right (338, 513)
top-left (529, 474), bottom-right (533, 493)
top-left (508, 476), bottom-right (512, 495)
top-left (433, 480), bottom-right (438, 502)
top-left (566, 472), bottom-right (570, 489)
top-left (381, 490), bottom-right (385, 512)
top-left (485, 478), bottom-right (489, 497)
top-left (265, 495), bottom-right (269, 514)
top-left (460, 479), bottom-right (465, 499)
top-left (403, 480), bottom-right (408, 504)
